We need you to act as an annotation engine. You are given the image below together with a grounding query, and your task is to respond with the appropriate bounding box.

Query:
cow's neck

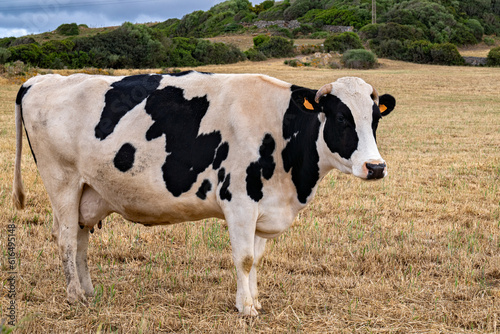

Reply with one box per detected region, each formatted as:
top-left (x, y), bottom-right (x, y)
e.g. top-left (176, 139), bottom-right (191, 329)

top-left (281, 94), bottom-right (323, 205)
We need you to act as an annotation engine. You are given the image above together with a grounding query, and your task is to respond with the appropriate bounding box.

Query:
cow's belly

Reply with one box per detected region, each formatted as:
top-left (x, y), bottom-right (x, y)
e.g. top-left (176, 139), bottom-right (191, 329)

top-left (80, 173), bottom-right (224, 227)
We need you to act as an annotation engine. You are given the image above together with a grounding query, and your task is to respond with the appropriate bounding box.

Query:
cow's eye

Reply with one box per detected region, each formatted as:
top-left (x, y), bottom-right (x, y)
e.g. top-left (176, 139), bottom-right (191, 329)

top-left (336, 114), bottom-right (346, 124)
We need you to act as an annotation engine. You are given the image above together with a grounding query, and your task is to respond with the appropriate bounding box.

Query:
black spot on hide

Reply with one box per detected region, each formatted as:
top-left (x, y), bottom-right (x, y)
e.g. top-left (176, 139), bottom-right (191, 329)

top-left (196, 179), bottom-right (212, 200)
top-left (246, 133), bottom-right (276, 202)
top-left (322, 95), bottom-right (359, 160)
top-left (217, 168), bottom-right (232, 201)
top-left (95, 74), bottom-right (162, 140)
top-left (145, 86), bottom-right (225, 197)
top-left (281, 86), bottom-right (321, 204)
top-left (220, 172), bottom-right (232, 201)
top-left (213, 142), bottom-right (229, 170)
top-left (114, 143), bottom-right (136, 172)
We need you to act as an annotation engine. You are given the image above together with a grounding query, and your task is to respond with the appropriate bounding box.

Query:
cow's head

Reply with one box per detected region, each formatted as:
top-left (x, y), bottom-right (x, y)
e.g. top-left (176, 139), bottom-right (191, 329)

top-left (293, 77), bottom-right (395, 180)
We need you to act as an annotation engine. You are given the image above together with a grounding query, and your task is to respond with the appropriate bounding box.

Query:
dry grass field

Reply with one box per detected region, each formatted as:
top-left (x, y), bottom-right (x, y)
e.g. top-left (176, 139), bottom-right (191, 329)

top-left (0, 58), bottom-right (499, 333)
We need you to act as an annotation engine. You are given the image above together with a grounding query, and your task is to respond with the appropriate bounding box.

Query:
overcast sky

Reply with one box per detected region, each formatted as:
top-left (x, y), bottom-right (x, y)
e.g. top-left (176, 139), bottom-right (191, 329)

top-left (0, 0), bottom-right (258, 38)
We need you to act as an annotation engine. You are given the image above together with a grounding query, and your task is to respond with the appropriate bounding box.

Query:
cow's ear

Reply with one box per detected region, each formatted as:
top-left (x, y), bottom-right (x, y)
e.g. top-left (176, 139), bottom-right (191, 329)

top-left (378, 94), bottom-right (396, 117)
top-left (292, 89), bottom-right (320, 113)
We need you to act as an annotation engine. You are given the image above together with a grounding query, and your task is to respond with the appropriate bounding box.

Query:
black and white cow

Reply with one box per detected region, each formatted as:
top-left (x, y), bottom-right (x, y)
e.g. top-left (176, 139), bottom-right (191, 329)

top-left (13, 71), bottom-right (395, 316)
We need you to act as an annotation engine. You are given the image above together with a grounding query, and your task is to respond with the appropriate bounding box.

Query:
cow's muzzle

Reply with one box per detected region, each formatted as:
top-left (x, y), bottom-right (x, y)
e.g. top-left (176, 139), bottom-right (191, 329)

top-left (365, 162), bottom-right (386, 180)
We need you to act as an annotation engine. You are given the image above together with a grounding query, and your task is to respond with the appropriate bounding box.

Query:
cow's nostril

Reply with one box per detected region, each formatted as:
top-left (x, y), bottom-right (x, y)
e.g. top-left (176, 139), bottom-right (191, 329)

top-left (366, 163), bottom-right (386, 179)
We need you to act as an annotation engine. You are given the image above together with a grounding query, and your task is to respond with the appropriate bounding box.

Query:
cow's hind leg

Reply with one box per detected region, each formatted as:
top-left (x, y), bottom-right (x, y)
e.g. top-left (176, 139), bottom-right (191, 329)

top-left (249, 236), bottom-right (267, 311)
top-left (49, 180), bottom-right (87, 303)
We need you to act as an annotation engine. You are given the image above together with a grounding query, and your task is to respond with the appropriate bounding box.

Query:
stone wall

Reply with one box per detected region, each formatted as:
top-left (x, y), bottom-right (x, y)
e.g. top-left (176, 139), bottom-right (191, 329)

top-left (463, 57), bottom-right (487, 66)
top-left (253, 20), bottom-right (353, 33)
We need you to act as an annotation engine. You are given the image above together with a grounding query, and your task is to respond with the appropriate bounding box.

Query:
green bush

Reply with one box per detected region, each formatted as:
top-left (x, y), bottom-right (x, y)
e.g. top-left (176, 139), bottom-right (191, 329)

top-left (270, 26), bottom-right (294, 39)
top-left (309, 31), bottom-right (330, 39)
top-left (465, 19), bottom-right (484, 42)
top-left (0, 37), bottom-right (16, 48)
top-left (10, 37), bottom-right (37, 47)
top-left (324, 32), bottom-right (363, 53)
top-left (430, 43), bottom-right (464, 65)
top-left (484, 37), bottom-right (496, 46)
top-left (245, 48), bottom-right (267, 61)
top-left (253, 34), bottom-right (271, 48)
top-left (250, 0), bottom-right (274, 15)
top-left (376, 23), bottom-right (425, 43)
top-left (192, 40), bottom-right (245, 64)
top-left (0, 47), bottom-right (11, 63)
top-left (359, 24), bottom-right (380, 40)
top-left (292, 24), bottom-right (315, 38)
top-left (342, 49), bottom-right (377, 69)
top-left (487, 46), bottom-right (500, 66)
top-left (8, 43), bottom-right (43, 66)
top-left (258, 0), bottom-right (290, 20)
top-left (255, 36), bottom-right (294, 58)
top-left (376, 39), bottom-right (406, 60)
top-left (406, 40), bottom-right (433, 63)
top-left (56, 23), bottom-right (79, 36)
top-left (303, 6), bottom-right (370, 30)
top-left (450, 23), bottom-right (477, 45)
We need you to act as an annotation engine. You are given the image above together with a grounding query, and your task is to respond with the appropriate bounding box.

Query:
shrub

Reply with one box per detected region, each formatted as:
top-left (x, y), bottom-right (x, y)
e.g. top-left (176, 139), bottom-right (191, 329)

top-left (376, 39), bottom-right (406, 60)
top-left (8, 43), bottom-right (43, 67)
top-left (450, 23), bottom-right (477, 45)
top-left (10, 37), bottom-right (37, 47)
top-left (309, 31), bottom-right (330, 39)
top-left (0, 47), bottom-right (11, 63)
top-left (0, 37), bottom-right (16, 48)
top-left (487, 46), bottom-right (500, 66)
top-left (192, 40), bottom-right (245, 64)
top-left (258, 0), bottom-right (290, 20)
top-left (292, 24), bottom-right (315, 38)
top-left (283, 0), bottom-right (311, 20)
top-left (245, 48), bottom-right (267, 61)
top-left (406, 40), bottom-right (433, 63)
top-left (430, 43), bottom-right (464, 65)
top-left (324, 32), bottom-right (363, 53)
top-left (465, 19), bottom-right (484, 42)
top-left (306, 6), bottom-right (370, 30)
top-left (253, 34), bottom-right (270, 48)
top-left (342, 49), bottom-right (377, 69)
top-left (270, 26), bottom-right (294, 39)
top-left (56, 23), bottom-right (79, 36)
top-left (484, 37), bottom-right (496, 46)
top-left (376, 23), bottom-right (425, 43)
top-left (250, 0), bottom-right (274, 15)
top-left (359, 24), bottom-right (380, 40)
top-left (255, 36), bottom-right (294, 58)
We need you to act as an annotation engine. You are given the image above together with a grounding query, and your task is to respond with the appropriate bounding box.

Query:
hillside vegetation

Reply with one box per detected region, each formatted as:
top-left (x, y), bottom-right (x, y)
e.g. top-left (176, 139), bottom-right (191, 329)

top-left (0, 0), bottom-right (499, 69)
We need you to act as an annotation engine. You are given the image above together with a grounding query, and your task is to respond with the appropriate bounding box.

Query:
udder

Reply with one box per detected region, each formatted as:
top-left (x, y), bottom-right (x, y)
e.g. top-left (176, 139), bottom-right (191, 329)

top-left (79, 184), bottom-right (112, 228)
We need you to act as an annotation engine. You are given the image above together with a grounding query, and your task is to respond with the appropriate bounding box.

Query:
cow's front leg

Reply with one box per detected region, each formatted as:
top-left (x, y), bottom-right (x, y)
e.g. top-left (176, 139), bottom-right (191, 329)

top-left (76, 227), bottom-right (93, 297)
top-left (226, 207), bottom-right (259, 316)
top-left (249, 235), bottom-right (267, 311)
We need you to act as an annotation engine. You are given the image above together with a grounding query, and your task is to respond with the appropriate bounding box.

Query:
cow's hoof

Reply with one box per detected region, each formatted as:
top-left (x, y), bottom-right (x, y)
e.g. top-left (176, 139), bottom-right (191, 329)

top-left (67, 287), bottom-right (87, 304)
top-left (84, 287), bottom-right (94, 298)
top-left (254, 299), bottom-right (262, 310)
top-left (242, 305), bottom-right (259, 317)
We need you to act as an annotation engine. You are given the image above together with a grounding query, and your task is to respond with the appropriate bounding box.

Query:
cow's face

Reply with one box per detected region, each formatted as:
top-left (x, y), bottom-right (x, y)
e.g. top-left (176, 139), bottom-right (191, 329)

top-left (294, 77), bottom-right (395, 180)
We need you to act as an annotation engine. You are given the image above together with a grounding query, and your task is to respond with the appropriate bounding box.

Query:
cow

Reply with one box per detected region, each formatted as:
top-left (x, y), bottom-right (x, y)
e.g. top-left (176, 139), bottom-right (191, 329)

top-left (12, 71), bottom-right (395, 316)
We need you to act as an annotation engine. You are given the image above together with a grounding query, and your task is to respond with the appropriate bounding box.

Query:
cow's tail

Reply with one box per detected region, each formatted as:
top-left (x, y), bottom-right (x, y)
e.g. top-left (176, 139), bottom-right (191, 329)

top-left (12, 101), bottom-right (26, 210)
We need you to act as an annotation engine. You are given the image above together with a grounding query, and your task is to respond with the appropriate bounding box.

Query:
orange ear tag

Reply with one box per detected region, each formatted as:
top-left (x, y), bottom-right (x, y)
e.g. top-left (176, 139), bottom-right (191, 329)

top-left (303, 98), bottom-right (314, 110)
top-left (379, 104), bottom-right (387, 113)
